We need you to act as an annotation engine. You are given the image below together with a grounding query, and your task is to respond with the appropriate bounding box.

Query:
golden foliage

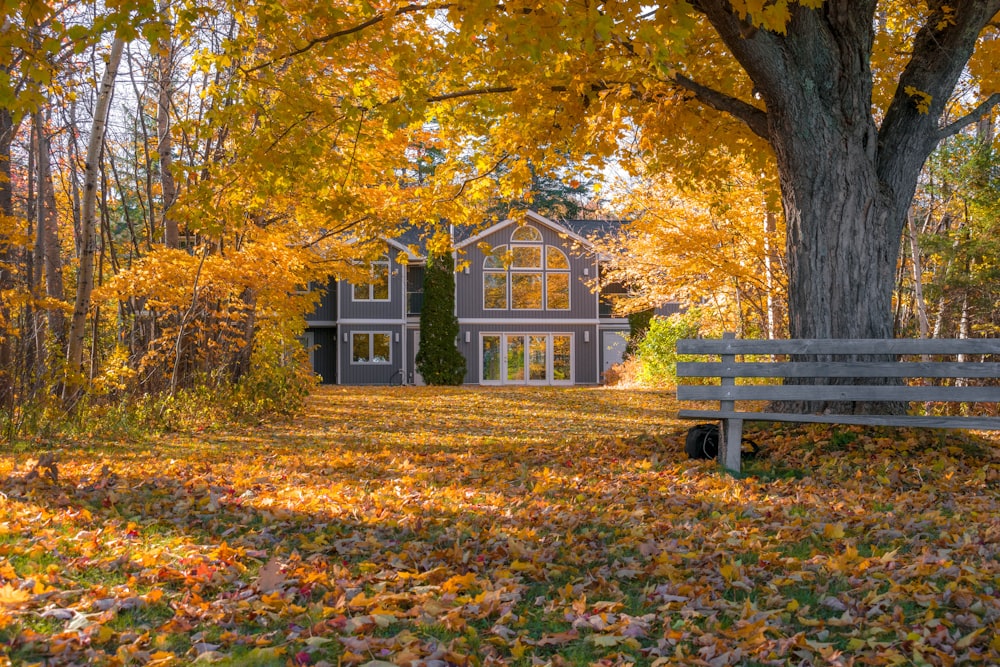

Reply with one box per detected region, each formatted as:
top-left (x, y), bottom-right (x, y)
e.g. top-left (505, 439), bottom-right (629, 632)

top-left (1, 387), bottom-right (999, 665)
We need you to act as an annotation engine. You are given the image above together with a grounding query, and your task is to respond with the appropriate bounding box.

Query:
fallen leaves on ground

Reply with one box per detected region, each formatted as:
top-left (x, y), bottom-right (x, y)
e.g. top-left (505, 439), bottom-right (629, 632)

top-left (1, 387), bottom-right (999, 666)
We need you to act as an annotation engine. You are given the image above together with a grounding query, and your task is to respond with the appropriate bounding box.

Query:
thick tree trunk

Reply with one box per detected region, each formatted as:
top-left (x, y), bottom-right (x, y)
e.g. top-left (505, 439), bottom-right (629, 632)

top-left (66, 37), bottom-right (125, 390)
top-left (693, 0), bottom-right (1000, 341)
top-left (689, 0), bottom-right (1000, 413)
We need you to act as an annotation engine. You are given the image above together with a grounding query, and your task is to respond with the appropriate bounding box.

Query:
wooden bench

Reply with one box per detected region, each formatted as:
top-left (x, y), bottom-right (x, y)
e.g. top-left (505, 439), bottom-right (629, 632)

top-left (675, 335), bottom-right (1000, 472)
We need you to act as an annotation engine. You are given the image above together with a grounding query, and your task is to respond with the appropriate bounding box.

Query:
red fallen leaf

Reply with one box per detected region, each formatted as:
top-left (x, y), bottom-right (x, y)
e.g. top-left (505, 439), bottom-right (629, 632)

top-left (294, 650), bottom-right (312, 665)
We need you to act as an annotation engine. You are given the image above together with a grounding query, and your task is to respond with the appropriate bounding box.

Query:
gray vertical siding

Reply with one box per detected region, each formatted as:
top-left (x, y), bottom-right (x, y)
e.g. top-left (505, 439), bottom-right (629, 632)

top-left (458, 323), bottom-right (600, 385)
top-left (306, 278), bottom-right (338, 323)
top-left (338, 247), bottom-right (407, 321)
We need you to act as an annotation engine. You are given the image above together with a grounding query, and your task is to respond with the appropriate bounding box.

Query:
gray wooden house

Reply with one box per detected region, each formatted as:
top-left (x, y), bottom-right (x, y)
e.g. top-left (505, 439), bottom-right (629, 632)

top-left (304, 211), bottom-right (675, 385)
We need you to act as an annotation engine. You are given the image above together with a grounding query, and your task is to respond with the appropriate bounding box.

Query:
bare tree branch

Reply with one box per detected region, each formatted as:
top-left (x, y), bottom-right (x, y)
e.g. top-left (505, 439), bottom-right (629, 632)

top-left (936, 93), bottom-right (1000, 141)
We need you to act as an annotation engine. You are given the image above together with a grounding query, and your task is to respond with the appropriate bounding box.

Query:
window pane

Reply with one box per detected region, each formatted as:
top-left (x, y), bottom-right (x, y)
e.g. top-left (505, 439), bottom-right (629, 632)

top-left (547, 273), bottom-right (570, 310)
top-left (372, 333), bottom-right (391, 363)
top-left (371, 263), bottom-right (389, 300)
top-left (484, 246), bottom-right (507, 269)
top-left (529, 335), bottom-right (547, 381)
top-left (546, 246), bottom-right (569, 269)
top-left (511, 273), bottom-right (542, 309)
top-left (511, 246), bottom-right (541, 268)
top-left (484, 272), bottom-right (507, 309)
top-left (511, 225), bottom-right (542, 242)
top-left (552, 335), bottom-right (572, 381)
top-left (352, 333), bottom-right (369, 363)
top-left (482, 335), bottom-right (501, 381)
top-left (353, 283), bottom-right (369, 300)
top-left (506, 335), bottom-right (525, 381)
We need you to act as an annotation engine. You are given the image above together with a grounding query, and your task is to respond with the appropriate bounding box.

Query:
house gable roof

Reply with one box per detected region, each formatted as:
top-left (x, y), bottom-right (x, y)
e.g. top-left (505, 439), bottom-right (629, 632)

top-left (454, 210), bottom-right (614, 252)
top-left (385, 211), bottom-right (622, 261)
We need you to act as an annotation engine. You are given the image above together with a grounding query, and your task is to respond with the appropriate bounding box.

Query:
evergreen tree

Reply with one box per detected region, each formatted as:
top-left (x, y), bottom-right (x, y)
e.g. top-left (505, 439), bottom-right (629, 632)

top-left (416, 247), bottom-right (466, 385)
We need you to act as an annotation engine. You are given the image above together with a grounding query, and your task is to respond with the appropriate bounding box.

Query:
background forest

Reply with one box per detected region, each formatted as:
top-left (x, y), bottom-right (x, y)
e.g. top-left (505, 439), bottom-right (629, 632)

top-left (1, 0), bottom-right (998, 437)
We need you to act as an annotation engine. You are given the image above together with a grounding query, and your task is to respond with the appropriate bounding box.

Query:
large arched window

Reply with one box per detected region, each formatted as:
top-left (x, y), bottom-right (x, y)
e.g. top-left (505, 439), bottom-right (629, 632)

top-left (483, 225), bottom-right (570, 310)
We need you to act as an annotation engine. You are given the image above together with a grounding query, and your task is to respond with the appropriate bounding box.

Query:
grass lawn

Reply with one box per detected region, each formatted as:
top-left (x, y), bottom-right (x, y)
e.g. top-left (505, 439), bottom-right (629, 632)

top-left (1, 386), bottom-right (999, 666)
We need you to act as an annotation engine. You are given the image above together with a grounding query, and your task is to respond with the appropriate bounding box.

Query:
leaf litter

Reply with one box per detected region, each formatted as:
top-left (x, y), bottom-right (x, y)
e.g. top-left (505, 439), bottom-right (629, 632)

top-left (1, 386), bottom-right (998, 666)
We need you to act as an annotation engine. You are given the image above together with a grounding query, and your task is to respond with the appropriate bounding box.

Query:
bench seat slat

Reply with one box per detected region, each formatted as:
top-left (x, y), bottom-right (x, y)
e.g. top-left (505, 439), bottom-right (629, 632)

top-left (677, 361), bottom-right (1000, 379)
top-left (677, 385), bottom-right (1000, 402)
top-left (677, 338), bottom-right (1000, 356)
top-left (677, 409), bottom-right (1000, 431)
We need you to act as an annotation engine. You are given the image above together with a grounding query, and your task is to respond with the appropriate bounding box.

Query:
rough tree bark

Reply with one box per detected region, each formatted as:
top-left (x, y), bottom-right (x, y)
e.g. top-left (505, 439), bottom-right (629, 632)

top-left (65, 37), bottom-right (125, 391)
top-left (686, 0), bottom-right (1000, 341)
top-left (679, 1), bottom-right (1000, 412)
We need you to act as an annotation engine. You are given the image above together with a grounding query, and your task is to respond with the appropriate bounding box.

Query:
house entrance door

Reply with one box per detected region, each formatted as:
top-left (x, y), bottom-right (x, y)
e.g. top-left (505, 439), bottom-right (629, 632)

top-left (299, 331), bottom-right (316, 373)
top-left (482, 333), bottom-right (573, 385)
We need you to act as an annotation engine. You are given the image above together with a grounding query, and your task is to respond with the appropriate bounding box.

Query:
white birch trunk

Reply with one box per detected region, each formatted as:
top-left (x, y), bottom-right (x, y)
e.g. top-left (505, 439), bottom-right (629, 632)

top-left (65, 37), bottom-right (125, 386)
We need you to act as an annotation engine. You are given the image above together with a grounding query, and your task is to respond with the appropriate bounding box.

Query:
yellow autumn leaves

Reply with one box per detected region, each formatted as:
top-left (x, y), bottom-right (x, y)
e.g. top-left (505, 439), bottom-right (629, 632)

top-left (2, 386), bottom-right (999, 665)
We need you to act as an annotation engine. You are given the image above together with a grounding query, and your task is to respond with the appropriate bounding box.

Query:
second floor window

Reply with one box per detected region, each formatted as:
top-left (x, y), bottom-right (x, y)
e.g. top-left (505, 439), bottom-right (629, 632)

top-left (353, 258), bottom-right (390, 301)
top-left (484, 225), bottom-right (570, 311)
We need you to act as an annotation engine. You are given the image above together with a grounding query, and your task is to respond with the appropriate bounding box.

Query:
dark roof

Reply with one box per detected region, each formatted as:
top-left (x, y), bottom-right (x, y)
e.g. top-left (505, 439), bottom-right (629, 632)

top-left (386, 212), bottom-right (624, 258)
top-left (559, 218), bottom-right (623, 241)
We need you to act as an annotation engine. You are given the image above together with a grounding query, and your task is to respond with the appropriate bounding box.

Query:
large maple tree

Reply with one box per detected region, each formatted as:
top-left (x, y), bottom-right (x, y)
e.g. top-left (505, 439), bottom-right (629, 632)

top-left (228, 0), bottom-right (1000, 340)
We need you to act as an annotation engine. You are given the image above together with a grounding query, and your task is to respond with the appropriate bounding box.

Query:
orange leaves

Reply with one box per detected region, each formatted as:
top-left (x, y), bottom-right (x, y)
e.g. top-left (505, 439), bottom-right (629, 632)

top-left (1, 387), bottom-right (999, 664)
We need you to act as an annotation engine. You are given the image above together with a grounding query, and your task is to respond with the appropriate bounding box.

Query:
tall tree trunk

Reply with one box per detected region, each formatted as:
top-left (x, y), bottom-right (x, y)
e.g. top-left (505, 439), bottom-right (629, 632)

top-left (156, 7), bottom-right (179, 248)
top-left (907, 211), bottom-right (930, 340)
top-left (687, 0), bottom-right (1000, 413)
top-left (66, 37), bottom-right (125, 391)
top-left (0, 108), bottom-right (22, 408)
top-left (675, 0), bottom-right (1000, 411)
top-left (763, 208), bottom-right (778, 340)
top-left (691, 0), bottom-right (1000, 342)
top-left (35, 112), bottom-right (67, 353)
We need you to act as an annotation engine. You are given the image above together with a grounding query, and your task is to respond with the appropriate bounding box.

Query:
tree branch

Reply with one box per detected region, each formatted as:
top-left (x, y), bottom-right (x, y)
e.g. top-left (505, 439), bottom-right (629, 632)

top-left (244, 3), bottom-right (446, 74)
top-left (936, 93), bottom-right (1000, 141)
top-left (435, 153), bottom-right (510, 203)
top-left (672, 74), bottom-right (769, 139)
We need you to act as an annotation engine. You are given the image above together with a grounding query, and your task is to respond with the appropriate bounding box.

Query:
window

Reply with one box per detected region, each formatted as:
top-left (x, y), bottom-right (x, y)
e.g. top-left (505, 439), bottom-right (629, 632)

top-left (511, 225), bottom-right (542, 242)
top-left (511, 273), bottom-right (542, 309)
top-left (351, 332), bottom-right (391, 364)
top-left (482, 335), bottom-right (501, 381)
top-left (546, 273), bottom-right (569, 310)
top-left (484, 273), bottom-right (507, 309)
top-left (511, 246), bottom-right (541, 268)
top-left (482, 229), bottom-right (571, 311)
top-left (352, 259), bottom-right (390, 301)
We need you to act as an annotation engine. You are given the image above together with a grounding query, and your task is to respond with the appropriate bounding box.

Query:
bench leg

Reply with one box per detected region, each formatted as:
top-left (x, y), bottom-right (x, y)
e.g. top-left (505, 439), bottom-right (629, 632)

top-left (721, 418), bottom-right (743, 473)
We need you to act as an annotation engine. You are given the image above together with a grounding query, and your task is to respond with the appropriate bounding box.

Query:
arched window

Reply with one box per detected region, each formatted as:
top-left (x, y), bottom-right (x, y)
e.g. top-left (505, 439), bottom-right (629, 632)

top-left (483, 229), bottom-right (570, 310)
top-left (511, 225), bottom-right (542, 242)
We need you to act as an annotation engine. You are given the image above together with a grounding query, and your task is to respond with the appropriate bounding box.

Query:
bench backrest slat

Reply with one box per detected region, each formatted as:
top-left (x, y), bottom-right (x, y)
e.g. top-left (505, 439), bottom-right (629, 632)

top-left (677, 361), bottom-right (1000, 379)
top-left (677, 384), bottom-right (1000, 403)
top-left (676, 338), bottom-right (1000, 356)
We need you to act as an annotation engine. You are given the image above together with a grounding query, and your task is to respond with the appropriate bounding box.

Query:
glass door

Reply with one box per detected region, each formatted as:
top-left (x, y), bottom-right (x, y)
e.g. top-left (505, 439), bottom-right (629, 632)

top-left (528, 335), bottom-right (548, 382)
top-left (481, 333), bottom-right (574, 385)
top-left (506, 334), bottom-right (525, 382)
